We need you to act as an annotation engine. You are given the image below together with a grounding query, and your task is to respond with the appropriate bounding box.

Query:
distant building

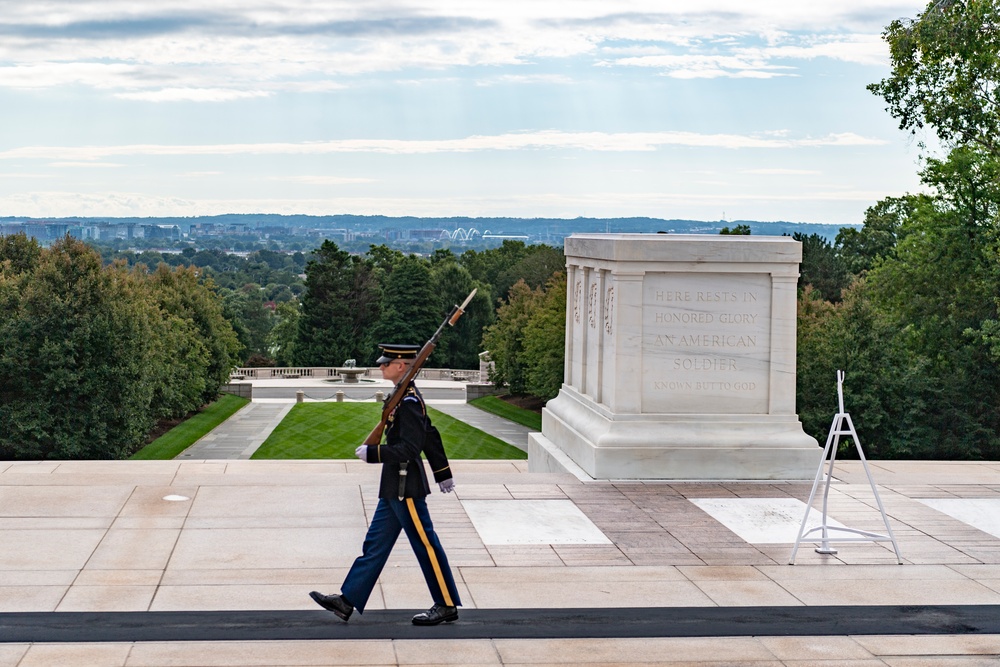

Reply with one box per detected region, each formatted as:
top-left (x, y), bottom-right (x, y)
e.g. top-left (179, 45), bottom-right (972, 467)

top-left (0, 221), bottom-right (89, 244)
top-left (189, 222), bottom-right (224, 236)
top-left (68, 225), bottom-right (100, 240)
top-left (97, 224), bottom-right (119, 241)
top-left (46, 223), bottom-right (69, 238)
top-left (142, 224), bottom-right (181, 241)
top-left (407, 228), bottom-right (445, 241)
top-left (23, 224), bottom-right (49, 241)
top-left (306, 227), bottom-right (352, 242)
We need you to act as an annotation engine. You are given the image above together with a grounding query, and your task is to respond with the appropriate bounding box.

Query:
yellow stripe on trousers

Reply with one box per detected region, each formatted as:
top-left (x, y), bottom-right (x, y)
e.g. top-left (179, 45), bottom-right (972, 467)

top-left (405, 498), bottom-right (454, 607)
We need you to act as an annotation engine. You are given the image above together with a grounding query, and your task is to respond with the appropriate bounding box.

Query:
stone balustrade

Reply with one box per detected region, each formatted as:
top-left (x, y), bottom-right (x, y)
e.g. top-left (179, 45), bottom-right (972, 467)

top-left (231, 366), bottom-right (485, 383)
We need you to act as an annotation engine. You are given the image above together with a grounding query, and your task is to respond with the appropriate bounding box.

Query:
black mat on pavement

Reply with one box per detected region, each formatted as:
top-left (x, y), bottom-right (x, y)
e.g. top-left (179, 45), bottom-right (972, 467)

top-left (2, 605), bottom-right (999, 643)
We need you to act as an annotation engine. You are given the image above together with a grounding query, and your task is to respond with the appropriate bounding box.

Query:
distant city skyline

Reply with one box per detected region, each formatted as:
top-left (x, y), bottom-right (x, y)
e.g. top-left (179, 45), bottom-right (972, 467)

top-left (0, 1), bottom-right (930, 224)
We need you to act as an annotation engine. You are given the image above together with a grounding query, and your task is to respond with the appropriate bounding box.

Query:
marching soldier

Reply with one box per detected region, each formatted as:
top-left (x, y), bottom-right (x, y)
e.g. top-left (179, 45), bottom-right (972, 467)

top-left (310, 343), bottom-right (461, 626)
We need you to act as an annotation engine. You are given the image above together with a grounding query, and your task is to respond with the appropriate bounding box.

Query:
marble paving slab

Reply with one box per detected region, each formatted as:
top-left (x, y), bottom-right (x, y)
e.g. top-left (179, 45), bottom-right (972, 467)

top-left (691, 498), bottom-right (848, 544)
top-left (463, 499), bottom-right (611, 545)
top-left (916, 498), bottom-right (1000, 539)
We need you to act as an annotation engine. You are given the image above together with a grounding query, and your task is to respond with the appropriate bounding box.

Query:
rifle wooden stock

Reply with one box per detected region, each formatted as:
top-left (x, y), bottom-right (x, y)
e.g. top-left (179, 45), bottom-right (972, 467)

top-left (362, 289), bottom-right (476, 446)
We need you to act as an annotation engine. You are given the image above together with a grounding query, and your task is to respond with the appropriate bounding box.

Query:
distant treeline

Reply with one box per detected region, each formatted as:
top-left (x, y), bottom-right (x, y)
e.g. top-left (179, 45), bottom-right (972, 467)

top-left (94, 241), bottom-right (564, 374)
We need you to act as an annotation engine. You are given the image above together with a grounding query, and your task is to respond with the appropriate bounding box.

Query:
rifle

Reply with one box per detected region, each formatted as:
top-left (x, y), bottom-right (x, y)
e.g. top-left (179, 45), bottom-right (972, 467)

top-left (362, 288), bottom-right (477, 446)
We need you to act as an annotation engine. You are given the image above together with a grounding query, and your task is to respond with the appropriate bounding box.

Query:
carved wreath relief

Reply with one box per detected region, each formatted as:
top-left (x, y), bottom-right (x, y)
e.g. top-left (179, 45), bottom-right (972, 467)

top-left (573, 279), bottom-right (582, 324)
top-left (604, 287), bottom-right (615, 335)
top-left (588, 282), bottom-right (599, 329)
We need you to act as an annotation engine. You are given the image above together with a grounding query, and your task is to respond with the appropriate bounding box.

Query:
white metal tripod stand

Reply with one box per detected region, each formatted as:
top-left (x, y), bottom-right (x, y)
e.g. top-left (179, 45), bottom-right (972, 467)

top-left (789, 370), bottom-right (903, 564)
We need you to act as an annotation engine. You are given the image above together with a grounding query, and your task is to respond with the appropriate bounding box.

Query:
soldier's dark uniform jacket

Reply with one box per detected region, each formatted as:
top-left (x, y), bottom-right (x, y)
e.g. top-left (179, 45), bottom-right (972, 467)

top-left (360, 384), bottom-right (452, 499)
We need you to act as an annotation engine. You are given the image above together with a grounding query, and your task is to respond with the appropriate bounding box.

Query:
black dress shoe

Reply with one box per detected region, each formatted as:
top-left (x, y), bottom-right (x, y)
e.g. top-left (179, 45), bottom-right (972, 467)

top-left (412, 604), bottom-right (458, 626)
top-left (309, 591), bottom-right (353, 621)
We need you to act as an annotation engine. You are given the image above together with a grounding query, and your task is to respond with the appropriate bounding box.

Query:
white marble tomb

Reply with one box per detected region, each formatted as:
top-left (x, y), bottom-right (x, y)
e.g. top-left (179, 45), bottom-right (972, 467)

top-left (528, 233), bottom-right (820, 480)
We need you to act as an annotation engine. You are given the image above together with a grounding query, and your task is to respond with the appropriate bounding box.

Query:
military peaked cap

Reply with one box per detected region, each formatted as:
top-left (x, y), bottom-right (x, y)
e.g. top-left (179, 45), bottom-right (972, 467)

top-left (376, 343), bottom-right (420, 365)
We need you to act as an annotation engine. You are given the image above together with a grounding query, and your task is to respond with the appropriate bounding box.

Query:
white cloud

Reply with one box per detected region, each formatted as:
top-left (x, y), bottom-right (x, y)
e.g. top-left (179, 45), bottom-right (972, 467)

top-left (49, 161), bottom-right (125, 168)
top-left (116, 88), bottom-right (272, 102)
top-left (0, 62), bottom-right (140, 89)
top-left (797, 132), bottom-right (885, 147)
top-left (0, 1), bottom-right (924, 97)
top-left (604, 32), bottom-right (891, 77)
top-left (0, 130), bottom-right (887, 162)
top-left (475, 73), bottom-right (575, 87)
top-left (759, 34), bottom-right (891, 67)
top-left (743, 168), bottom-right (822, 175)
top-left (608, 54), bottom-right (795, 79)
top-left (270, 175), bottom-right (377, 185)
top-left (666, 68), bottom-right (791, 80)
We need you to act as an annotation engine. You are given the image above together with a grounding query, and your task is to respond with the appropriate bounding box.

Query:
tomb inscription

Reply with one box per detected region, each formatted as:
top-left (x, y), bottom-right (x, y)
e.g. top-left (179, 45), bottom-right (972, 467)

top-left (642, 273), bottom-right (771, 414)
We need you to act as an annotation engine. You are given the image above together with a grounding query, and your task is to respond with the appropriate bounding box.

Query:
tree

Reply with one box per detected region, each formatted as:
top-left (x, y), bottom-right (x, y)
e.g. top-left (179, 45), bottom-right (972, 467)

top-left (796, 282), bottom-right (936, 459)
top-left (0, 238), bottom-right (240, 459)
top-left (367, 244), bottom-right (406, 276)
top-left (720, 224), bottom-right (751, 235)
top-left (521, 272), bottom-right (567, 400)
top-left (147, 264), bottom-right (241, 409)
top-left (493, 244), bottom-right (565, 304)
top-left (252, 248), bottom-right (296, 271)
top-left (220, 284), bottom-right (275, 363)
top-left (868, 0), bottom-right (1000, 154)
top-left (828, 0), bottom-right (1000, 460)
top-left (429, 248), bottom-right (457, 265)
top-left (854, 148), bottom-right (1000, 459)
top-left (794, 232), bottom-right (850, 302)
top-left (370, 255), bottom-right (440, 353)
top-left (923, 144), bottom-right (1000, 221)
top-left (460, 240), bottom-right (532, 304)
top-left (0, 238), bottom-right (160, 459)
top-left (268, 301), bottom-right (301, 366)
top-left (835, 196), bottom-right (918, 276)
top-left (0, 232), bottom-right (42, 274)
top-left (145, 272), bottom-right (212, 420)
top-left (429, 258), bottom-right (493, 369)
top-left (296, 241), bottom-right (380, 366)
top-left (481, 280), bottom-right (544, 394)
top-left (795, 286), bottom-right (842, 440)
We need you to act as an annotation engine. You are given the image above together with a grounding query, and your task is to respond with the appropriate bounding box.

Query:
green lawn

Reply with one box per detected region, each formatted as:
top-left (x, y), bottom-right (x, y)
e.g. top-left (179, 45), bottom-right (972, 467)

top-left (469, 395), bottom-right (542, 431)
top-left (251, 402), bottom-right (527, 459)
top-left (130, 394), bottom-right (250, 460)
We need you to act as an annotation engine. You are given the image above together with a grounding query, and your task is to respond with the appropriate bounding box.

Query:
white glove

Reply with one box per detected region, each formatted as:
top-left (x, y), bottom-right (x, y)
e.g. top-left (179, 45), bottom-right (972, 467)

top-left (438, 479), bottom-right (455, 493)
top-left (355, 445), bottom-right (367, 461)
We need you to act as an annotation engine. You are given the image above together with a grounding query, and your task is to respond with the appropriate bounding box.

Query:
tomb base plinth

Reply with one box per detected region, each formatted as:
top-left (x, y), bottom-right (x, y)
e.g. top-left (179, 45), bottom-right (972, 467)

top-left (528, 386), bottom-right (818, 480)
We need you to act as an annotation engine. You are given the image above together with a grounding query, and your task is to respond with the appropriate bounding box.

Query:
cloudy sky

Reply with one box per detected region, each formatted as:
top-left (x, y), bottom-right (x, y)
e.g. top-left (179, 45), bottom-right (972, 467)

top-left (0, 0), bottom-right (930, 224)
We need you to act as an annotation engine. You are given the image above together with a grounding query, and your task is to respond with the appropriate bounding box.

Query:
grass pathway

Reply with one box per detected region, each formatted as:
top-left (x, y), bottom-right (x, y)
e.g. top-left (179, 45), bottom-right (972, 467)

top-left (130, 394), bottom-right (250, 460)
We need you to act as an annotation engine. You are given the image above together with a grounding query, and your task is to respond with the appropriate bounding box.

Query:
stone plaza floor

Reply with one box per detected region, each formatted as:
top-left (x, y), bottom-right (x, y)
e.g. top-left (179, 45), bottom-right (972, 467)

top-left (2, 456), bottom-right (1000, 666)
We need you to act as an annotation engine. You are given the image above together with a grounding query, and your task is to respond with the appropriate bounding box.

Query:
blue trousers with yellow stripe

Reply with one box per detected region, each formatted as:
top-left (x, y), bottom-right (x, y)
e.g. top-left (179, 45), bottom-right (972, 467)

top-left (341, 496), bottom-right (461, 613)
